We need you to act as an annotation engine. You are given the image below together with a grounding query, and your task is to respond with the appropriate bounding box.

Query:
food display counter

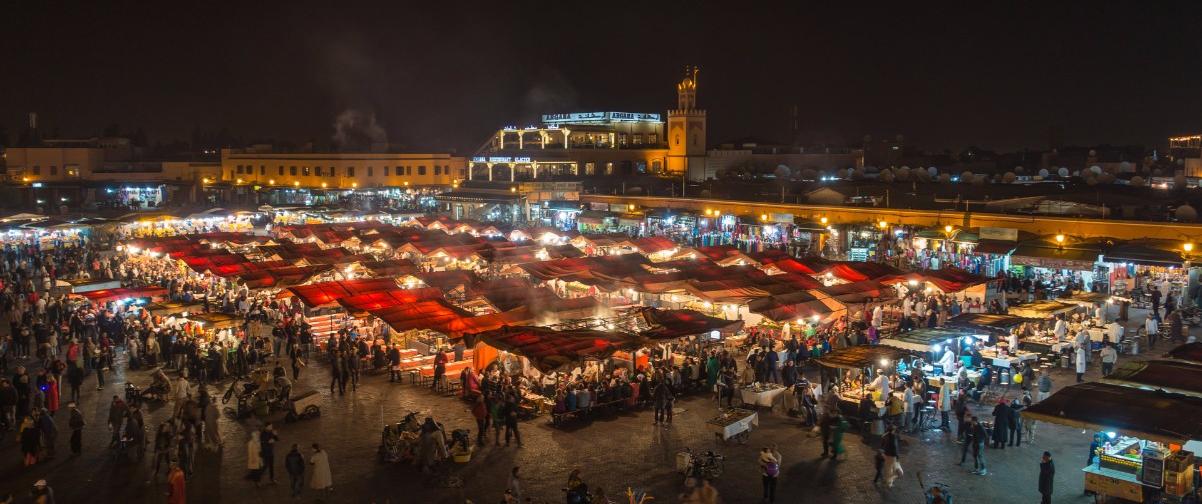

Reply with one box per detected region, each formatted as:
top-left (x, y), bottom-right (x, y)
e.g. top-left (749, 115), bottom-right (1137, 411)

top-left (1084, 436), bottom-right (1197, 502)
top-left (708, 408), bottom-right (758, 441)
top-left (978, 347), bottom-right (1039, 368)
top-left (739, 383), bottom-right (787, 408)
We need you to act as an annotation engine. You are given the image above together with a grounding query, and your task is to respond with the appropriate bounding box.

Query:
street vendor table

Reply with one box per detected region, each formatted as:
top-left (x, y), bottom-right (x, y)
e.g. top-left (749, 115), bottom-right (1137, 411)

top-left (707, 408), bottom-right (758, 441)
top-left (739, 384), bottom-right (787, 408)
top-left (1083, 465), bottom-right (1149, 502)
top-left (979, 348), bottom-right (1039, 368)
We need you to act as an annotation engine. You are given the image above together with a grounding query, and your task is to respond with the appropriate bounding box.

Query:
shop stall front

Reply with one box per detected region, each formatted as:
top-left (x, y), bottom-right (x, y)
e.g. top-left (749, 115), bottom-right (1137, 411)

top-left (1102, 239), bottom-right (1189, 304)
top-left (1009, 237), bottom-right (1107, 296)
top-left (1024, 382), bottom-right (1202, 502)
top-left (879, 327), bottom-right (986, 387)
top-left (815, 345), bottom-right (918, 427)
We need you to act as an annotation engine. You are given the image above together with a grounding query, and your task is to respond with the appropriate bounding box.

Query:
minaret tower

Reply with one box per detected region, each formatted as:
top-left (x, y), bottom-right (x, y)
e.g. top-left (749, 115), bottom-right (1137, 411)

top-left (667, 66), bottom-right (708, 181)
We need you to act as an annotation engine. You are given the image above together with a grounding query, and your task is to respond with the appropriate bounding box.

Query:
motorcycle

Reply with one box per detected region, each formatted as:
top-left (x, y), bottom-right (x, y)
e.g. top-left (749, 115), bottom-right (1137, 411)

top-left (677, 447), bottom-right (724, 484)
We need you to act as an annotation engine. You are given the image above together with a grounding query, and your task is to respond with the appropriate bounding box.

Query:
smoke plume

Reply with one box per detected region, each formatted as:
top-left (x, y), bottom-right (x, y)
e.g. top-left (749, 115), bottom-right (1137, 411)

top-left (331, 109), bottom-right (387, 151)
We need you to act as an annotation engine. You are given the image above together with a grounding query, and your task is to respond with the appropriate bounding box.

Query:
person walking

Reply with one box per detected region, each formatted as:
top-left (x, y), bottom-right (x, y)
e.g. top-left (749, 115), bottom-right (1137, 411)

top-left (502, 395), bottom-right (522, 447)
top-left (261, 423), bottom-right (279, 484)
top-left (309, 443), bottom-right (332, 492)
top-left (759, 444), bottom-right (782, 503)
top-left (970, 416), bottom-right (988, 475)
top-left (1100, 344), bottom-right (1117, 377)
top-left (830, 414), bottom-right (849, 460)
top-left (285, 444), bottom-right (305, 497)
top-left (937, 378), bottom-right (953, 431)
top-left (167, 462), bottom-right (186, 504)
top-left (246, 431), bottom-right (264, 486)
top-left (506, 466), bottom-right (524, 502)
top-left (881, 425), bottom-right (903, 487)
top-left (1039, 451), bottom-right (1055, 504)
top-left (470, 395), bottom-right (489, 446)
top-left (203, 398), bottom-right (221, 449)
top-left (431, 349), bottom-right (447, 391)
top-left (67, 402), bottom-right (84, 455)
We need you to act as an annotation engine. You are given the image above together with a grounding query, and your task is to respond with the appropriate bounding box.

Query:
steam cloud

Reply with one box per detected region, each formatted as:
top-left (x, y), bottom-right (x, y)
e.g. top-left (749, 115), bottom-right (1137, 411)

top-left (331, 109), bottom-right (387, 151)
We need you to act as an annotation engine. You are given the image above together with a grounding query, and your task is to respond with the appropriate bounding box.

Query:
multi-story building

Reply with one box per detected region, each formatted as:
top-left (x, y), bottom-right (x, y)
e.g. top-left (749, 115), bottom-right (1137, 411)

top-left (219, 147), bottom-right (465, 189)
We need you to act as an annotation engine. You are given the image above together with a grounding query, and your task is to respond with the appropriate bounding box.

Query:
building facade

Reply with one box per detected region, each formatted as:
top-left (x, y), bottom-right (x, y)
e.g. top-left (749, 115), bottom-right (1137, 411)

top-left (668, 66), bottom-right (708, 181)
top-left (219, 148), bottom-right (466, 189)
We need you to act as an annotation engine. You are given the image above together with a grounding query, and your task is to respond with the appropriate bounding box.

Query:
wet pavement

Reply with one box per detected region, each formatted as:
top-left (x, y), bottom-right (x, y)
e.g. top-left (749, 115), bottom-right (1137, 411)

top-left (0, 308), bottom-right (1184, 503)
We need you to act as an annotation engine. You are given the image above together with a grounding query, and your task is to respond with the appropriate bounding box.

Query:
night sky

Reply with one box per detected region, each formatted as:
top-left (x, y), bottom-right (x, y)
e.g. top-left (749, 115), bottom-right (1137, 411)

top-left (5, 2), bottom-right (1202, 153)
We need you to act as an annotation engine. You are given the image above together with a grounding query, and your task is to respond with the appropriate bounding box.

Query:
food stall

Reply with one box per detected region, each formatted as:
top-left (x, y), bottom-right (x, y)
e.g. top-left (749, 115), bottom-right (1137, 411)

top-left (815, 345), bottom-right (916, 419)
top-left (1006, 300), bottom-right (1080, 319)
top-left (1024, 364), bottom-right (1202, 503)
top-left (880, 327), bottom-right (988, 389)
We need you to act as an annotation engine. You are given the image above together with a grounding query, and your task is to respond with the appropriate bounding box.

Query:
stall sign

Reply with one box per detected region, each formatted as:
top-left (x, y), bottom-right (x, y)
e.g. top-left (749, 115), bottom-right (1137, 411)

top-left (770, 213), bottom-right (794, 224)
top-left (979, 227), bottom-right (1019, 241)
top-left (1010, 255), bottom-right (1096, 271)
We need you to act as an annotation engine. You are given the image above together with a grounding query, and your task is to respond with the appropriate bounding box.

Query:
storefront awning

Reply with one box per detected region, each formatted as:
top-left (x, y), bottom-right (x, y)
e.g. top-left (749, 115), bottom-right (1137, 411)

top-left (636, 307), bottom-right (744, 340)
top-left (1103, 359), bottom-right (1202, 398)
top-left (1010, 243), bottom-right (1100, 270)
top-left (1022, 382), bottom-right (1202, 444)
top-left (1102, 240), bottom-right (1185, 267)
top-left (944, 313), bottom-right (1035, 335)
top-left (816, 345), bottom-right (916, 370)
top-left (879, 327), bottom-right (979, 352)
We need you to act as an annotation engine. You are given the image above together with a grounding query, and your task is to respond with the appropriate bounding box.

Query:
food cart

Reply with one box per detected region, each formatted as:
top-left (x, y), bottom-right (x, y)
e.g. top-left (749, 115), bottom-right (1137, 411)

top-left (1024, 361), bottom-right (1202, 502)
top-left (708, 408), bottom-right (758, 443)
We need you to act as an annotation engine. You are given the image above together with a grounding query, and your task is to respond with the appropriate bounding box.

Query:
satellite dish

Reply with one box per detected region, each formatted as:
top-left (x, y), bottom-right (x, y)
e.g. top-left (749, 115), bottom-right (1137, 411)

top-left (1090, 165), bottom-right (1102, 175)
top-left (1038, 169), bottom-right (1049, 178)
top-left (1057, 167), bottom-right (1069, 177)
top-left (927, 167), bottom-right (938, 177)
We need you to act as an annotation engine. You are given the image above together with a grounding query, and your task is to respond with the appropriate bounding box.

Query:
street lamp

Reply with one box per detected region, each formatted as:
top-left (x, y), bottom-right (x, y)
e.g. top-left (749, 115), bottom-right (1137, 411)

top-left (878, 220), bottom-right (888, 229)
top-left (1055, 234), bottom-right (1065, 245)
top-left (1185, 242), bottom-right (1194, 253)
top-left (820, 216), bottom-right (829, 225)
top-left (944, 224), bottom-right (953, 233)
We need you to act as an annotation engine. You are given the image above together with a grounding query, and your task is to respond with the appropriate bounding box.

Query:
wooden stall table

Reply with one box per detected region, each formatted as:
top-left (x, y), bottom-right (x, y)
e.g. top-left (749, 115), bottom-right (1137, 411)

top-left (419, 360), bottom-right (473, 391)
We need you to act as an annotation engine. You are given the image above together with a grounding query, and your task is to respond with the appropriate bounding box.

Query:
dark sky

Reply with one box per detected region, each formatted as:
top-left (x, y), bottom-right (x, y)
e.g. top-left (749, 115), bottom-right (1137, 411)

top-left (5, 2), bottom-right (1202, 153)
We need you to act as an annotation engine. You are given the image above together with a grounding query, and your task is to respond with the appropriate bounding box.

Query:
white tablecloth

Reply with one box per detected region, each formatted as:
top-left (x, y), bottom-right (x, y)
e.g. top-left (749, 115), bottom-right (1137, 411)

top-left (709, 410), bottom-right (759, 440)
top-left (740, 386), bottom-right (788, 408)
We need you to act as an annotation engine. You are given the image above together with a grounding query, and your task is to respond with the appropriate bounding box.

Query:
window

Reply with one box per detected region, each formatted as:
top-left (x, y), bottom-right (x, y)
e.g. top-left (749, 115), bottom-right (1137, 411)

top-left (290, 166), bottom-right (297, 176)
top-left (418, 166), bottom-right (426, 175)
top-left (649, 134), bottom-right (658, 144)
top-left (302, 166), bottom-right (310, 176)
top-left (347, 166), bottom-right (355, 177)
top-left (384, 166), bottom-right (390, 176)
top-left (314, 166), bottom-right (322, 177)
top-left (278, 166), bottom-right (284, 176)
top-left (235, 165), bottom-right (242, 174)
top-left (433, 166), bottom-right (439, 175)
top-left (404, 166), bottom-right (411, 175)
top-left (329, 167), bottom-right (336, 178)
top-left (50, 166), bottom-right (58, 176)
top-left (367, 166), bottom-right (373, 177)
top-left (675, 135), bottom-right (680, 145)
top-left (260, 165), bottom-right (265, 175)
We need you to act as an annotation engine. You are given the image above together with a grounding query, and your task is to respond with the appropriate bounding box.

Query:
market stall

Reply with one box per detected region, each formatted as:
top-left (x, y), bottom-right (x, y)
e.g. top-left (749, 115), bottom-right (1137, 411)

top-left (1023, 382), bottom-right (1202, 502)
top-left (815, 345), bottom-right (917, 421)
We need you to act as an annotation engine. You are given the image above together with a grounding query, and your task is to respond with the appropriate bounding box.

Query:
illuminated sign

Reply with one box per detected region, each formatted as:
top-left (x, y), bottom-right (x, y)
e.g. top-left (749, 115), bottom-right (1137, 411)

top-left (541, 112), bottom-right (662, 124)
top-left (479, 156), bottom-right (535, 164)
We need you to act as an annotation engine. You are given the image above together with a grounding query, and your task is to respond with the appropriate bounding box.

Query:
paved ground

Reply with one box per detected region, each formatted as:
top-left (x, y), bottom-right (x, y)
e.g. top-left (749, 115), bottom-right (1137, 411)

top-left (0, 305), bottom-right (1181, 503)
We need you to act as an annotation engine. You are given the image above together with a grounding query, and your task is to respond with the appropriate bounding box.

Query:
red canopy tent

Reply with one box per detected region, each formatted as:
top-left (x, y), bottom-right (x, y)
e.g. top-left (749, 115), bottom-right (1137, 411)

top-left (464, 326), bottom-right (646, 373)
top-left (286, 278), bottom-right (400, 307)
top-left (80, 286), bottom-right (169, 304)
top-left (636, 308), bottom-right (744, 340)
top-left (337, 287), bottom-right (446, 313)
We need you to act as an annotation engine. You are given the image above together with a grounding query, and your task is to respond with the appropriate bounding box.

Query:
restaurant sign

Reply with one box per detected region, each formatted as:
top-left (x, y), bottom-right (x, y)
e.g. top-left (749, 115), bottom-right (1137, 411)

top-left (1009, 255), bottom-right (1097, 271)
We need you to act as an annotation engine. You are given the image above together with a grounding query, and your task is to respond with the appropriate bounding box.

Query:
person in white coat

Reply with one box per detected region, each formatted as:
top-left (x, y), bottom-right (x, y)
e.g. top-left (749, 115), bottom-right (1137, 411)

top-left (309, 443), bottom-right (332, 491)
top-left (247, 431), bottom-right (263, 485)
top-left (1074, 344), bottom-right (1088, 383)
top-left (1053, 317), bottom-right (1068, 341)
top-left (937, 378), bottom-right (953, 431)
